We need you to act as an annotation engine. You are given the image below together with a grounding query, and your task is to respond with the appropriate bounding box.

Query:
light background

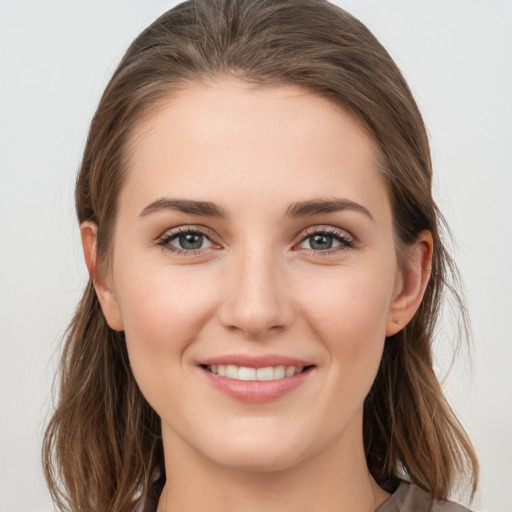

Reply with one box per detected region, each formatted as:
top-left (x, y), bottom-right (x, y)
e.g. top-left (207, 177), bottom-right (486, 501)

top-left (0, 1), bottom-right (511, 511)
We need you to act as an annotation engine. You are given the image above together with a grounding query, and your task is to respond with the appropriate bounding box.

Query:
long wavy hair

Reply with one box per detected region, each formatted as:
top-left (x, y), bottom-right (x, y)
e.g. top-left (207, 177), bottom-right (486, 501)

top-left (42, 1), bottom-right (479, 511)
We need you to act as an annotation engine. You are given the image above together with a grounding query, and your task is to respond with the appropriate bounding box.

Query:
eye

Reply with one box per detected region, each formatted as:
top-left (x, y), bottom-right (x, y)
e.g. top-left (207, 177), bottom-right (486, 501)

top-left (157, 227), bottom-right (217, 254)
top-left (170, 232), bottom-right (212, 251)
top-left (296, 227), bottom-right (355, 253)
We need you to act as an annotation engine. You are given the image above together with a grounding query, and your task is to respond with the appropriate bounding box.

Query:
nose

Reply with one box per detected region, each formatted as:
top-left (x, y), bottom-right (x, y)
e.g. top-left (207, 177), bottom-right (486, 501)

top-left (217, 248), bottom-right (295, 338)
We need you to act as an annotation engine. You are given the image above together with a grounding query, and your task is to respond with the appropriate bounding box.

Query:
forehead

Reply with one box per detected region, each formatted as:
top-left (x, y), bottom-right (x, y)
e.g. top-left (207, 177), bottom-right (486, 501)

top-left (129, 79), bottom-right (377, 161)
top-left (121, 79), bottom-right (389, 221)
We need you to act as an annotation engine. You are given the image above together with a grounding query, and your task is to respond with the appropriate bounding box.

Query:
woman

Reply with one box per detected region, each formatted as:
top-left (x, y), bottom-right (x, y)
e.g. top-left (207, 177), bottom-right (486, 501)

top-left (42, 1), bottom-right (478, 511)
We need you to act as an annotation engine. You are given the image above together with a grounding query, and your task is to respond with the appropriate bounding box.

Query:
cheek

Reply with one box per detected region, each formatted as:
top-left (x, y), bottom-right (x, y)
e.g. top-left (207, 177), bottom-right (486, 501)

top-left (115, 252), bottom-right (216, 329)
top-left (300, 267), bottom-right (394, 336)
top-left (112, 267), bottom-right (222, 425)
top-left (278, 267), bottom-right (396, 449)
top-left (297, 267), bottom-right (394, 379)
top-left (112, 261), bottom-right (217, 382)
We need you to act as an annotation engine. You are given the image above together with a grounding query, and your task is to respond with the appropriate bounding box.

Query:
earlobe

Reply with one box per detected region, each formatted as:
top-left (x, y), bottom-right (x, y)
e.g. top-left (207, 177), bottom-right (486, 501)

top-left (80, 221), bottom-right (124, 331)
top-left (386, 230), bottom-right (433, 337)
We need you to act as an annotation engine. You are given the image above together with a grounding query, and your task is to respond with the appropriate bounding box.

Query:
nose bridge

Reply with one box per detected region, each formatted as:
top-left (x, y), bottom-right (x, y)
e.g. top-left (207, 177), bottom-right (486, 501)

top-left (218, 240), bottom-right (293, 337)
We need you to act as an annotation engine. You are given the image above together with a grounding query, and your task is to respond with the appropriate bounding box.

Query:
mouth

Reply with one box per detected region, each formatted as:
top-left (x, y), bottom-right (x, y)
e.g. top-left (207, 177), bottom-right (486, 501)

top-left (200, 364), bottom-right (315, 382)
top-left (198, 355), bottom-right (316, 402)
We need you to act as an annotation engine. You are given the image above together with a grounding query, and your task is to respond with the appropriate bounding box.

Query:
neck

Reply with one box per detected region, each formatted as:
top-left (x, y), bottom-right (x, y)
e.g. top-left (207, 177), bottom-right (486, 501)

top-left (157, 415), bottom-right (390, 512)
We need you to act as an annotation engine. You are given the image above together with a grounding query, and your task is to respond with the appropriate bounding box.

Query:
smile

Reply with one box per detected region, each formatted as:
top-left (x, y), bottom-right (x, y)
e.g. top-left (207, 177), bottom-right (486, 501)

top-left (204, 364), bottom-right (308, 381)
top-left (199, 361), bottom-right (315, 403)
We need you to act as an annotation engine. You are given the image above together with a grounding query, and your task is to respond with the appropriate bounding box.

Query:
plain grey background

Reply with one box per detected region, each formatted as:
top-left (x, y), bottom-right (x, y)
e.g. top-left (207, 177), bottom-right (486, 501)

top-left (1, 1), bottom-right (511, 511)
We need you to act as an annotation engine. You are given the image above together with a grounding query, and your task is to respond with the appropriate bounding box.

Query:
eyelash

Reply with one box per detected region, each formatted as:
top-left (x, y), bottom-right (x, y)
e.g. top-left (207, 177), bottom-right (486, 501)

top-left (297, 226), bottom-right (355, 256)
top-left (156, 226), bottom-right (356, 256)
top-left (157, 226), bottom-right (219, 256)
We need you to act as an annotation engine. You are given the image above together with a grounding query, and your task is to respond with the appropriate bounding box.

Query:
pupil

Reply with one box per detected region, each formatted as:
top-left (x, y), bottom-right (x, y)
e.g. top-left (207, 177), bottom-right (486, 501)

top-left (311, 234), bottom-right (332, 250)
top-left (179, 233), bottom-right (203, 250)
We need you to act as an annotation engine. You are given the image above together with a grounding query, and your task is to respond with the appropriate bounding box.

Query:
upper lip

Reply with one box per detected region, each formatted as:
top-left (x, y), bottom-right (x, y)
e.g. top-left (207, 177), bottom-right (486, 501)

top-left (199, 354), bottom-right (315, 369)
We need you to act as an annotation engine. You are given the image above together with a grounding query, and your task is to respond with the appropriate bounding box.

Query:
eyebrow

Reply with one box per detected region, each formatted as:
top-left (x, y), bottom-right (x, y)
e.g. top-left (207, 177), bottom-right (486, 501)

top-left (285, 198), bottom-right (374, 222)
top-left (139, 198), bottom-right (227, 218)
top-left (139, 196), bottom-right (373, 222)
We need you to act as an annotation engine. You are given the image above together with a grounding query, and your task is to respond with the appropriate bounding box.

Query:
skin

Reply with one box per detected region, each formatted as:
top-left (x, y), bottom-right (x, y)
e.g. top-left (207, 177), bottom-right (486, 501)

top-left (82, 79), bottom-right (432, 512)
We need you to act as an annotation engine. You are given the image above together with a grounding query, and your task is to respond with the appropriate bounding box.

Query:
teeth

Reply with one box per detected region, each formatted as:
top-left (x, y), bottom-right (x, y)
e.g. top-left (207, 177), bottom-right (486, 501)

top-left (226, 365), bottom-right (238, 379)
top-left (255, 367), bottom-right (273, 381)
top-left (274, 365), bottom-right (286, 379)
top-left (285, 366), bottom-right (295, 377)
top-left (206, 364), bottom-right (306, 381)
top-left (239, 367), bottom-right (256, 381)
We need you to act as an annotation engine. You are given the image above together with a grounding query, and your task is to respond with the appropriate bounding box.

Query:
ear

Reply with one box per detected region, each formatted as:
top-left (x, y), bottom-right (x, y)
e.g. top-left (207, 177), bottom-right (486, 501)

top-left (80, 221), bottom-right (124, 331)
top-left (386, 230), bottom-right (433, 337)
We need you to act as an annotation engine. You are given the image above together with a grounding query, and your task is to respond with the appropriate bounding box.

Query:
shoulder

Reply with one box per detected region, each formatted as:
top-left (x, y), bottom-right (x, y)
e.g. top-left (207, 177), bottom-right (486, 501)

top-left (376, 481), bottom-right (474, 512)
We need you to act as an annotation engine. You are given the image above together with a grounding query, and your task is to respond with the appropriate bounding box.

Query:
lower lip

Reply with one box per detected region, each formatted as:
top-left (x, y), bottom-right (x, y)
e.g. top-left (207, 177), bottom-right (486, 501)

top-left (201, 367), bottom-right (314, 403)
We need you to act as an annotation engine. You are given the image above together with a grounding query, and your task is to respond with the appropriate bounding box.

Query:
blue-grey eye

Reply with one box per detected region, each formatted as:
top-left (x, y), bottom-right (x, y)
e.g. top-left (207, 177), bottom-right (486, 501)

top-left (298, 230), bottom-right (353, 251)
top-left (169, 232), bottom-right (213, 250)
top-left (309, 234), bottom-right (334, 250)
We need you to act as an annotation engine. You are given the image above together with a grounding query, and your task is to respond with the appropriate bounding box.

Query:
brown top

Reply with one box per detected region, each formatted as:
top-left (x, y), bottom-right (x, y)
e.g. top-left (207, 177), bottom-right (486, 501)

top-left (376, 481), bottom-right (473, 512)
top-left (138, 480), bottom-right (473, 511)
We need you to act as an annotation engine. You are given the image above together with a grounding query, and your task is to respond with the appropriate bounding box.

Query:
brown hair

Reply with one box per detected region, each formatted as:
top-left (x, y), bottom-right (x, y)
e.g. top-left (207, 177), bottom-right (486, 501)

top-left (43, 1), bottom-right (478, 510)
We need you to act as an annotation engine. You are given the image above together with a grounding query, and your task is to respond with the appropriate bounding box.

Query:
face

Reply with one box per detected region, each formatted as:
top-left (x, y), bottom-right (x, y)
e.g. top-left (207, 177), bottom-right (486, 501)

top-left (94, 80), bottom-right (409, 473)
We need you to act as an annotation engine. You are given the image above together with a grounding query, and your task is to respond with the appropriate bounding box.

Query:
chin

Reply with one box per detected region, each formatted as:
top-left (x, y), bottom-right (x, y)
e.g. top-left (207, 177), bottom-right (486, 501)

top-left (195, 417), bottom-right (337, 475)
top-left (207, 442), bottom-right (306, 474)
